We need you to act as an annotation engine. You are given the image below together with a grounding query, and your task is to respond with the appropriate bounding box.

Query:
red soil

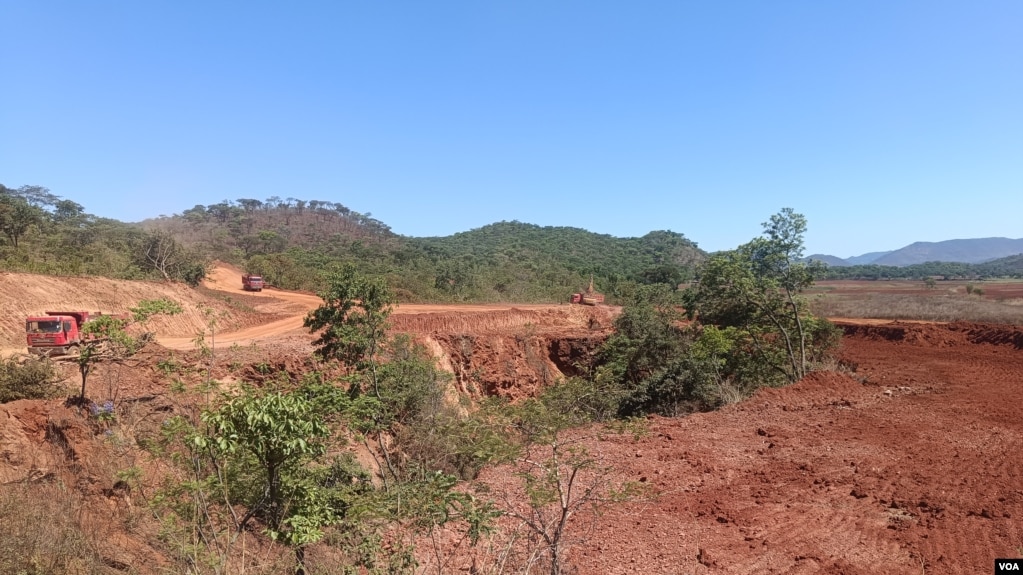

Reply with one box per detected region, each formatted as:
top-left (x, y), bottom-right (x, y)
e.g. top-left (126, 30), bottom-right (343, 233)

top-left (488, 320), bottom-right (1023, 575)
top-left (2, 267), bottom-right (1021, 573)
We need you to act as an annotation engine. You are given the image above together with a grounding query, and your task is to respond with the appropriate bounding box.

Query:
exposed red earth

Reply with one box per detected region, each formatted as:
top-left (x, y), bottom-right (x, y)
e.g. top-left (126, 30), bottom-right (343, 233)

top-left (1, 266), bottom-right (1021, 573)
top-left (505, 320), bottom-right (1023, 575)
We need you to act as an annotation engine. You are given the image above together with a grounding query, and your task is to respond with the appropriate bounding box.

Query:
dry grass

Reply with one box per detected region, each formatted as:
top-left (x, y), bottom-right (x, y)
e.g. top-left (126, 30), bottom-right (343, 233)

top-left (0, 481), bottom-right (109, 574)
top-left (812, 292), bottom-right (1023, 324)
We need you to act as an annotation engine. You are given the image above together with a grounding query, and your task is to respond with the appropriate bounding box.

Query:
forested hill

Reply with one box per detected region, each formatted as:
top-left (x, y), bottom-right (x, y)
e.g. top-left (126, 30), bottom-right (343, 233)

top-left (1, 186), bottom-right (706, 303)
top-left (141, 197), bottom-right (399, 258)
top-left (7, 184), bottom-right (1021, 295)
top-left (408, 222), bottom-right (703, 301)
top-left (147, 202), bottom-right (706, 302)
top-left (415, 222), bottom-right (701, 274)
top-left (0, 183), bottom-right (207, 283)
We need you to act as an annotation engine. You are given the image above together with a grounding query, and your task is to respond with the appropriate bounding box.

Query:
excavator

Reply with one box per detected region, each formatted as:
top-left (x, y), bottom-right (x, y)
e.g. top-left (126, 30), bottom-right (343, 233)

top-left (570, 278), bottom-right (605, 306)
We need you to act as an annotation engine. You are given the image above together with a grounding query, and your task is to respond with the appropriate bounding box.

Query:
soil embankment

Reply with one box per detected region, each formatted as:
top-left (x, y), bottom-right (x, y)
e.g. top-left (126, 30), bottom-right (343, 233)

top-left (0, 264), bottom-right (293, 353)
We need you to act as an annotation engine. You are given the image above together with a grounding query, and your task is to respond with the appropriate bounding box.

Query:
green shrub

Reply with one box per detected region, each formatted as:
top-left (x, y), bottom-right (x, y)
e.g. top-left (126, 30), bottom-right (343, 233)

top-left (0, 355), bottom-right (63, 403)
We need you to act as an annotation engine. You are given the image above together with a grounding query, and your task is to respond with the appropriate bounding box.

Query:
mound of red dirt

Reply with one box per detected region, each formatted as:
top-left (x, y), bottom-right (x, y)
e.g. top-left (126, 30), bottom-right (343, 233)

top-left (839, 320), bottom-right (1023, 349)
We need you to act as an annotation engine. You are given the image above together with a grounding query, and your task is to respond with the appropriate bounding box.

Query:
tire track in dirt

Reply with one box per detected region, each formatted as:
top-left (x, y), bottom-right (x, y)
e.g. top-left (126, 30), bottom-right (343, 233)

top-left (694, 382), bottom-right (920, 574)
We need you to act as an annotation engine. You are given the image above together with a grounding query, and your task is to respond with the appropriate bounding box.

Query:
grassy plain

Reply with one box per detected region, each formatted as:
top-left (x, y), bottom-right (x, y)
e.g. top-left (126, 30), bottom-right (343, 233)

top-left (810, 279), bottom-right (1023, 324)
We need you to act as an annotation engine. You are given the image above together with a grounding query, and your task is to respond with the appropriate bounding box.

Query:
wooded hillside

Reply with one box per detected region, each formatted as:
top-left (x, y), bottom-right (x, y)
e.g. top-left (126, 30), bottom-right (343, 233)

top-left (0, 184), bottom-right (205, 284)
top-left (2, 186), bottom-right (706, 302)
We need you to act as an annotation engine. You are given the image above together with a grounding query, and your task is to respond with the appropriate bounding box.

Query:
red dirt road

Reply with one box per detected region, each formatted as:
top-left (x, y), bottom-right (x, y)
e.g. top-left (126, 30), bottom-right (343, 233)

top-left (471, 321), bottom-right (1023, 575)
top-left (156, 263), bottom-right (569, 350)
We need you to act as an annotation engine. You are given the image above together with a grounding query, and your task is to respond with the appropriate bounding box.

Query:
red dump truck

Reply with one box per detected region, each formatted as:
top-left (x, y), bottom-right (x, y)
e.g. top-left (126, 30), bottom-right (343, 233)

top-left (242, 274), bottom-right (265, 292)
top-left (25, 311), bottom-right (127, 356)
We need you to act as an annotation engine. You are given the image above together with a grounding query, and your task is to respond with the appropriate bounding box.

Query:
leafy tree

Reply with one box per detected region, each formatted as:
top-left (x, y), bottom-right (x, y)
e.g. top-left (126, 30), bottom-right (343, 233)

top-left (595, 283), bottom-right (686, 415)
top-left (370, 335), bottom-right (520, 482)
top-left (199, 384), bottom-right (334, 570)
top-left (301, 265), bottom-right (507, 570)
top-left (75, 299), bottom-right (182, 401)
top-left (597, 210), bottom-right (839, 418)
top-left (305, 264), bottom-right (427, 487)
top-left (0, 194), bottom-right (44, 248)
top-left (130, 297), bottom-right (185, 324)
top-left (75, 315), bottom-right (134, 401)
top-left (237, 198), bottom-right (263, 213)
top-left (174, 363), bottom-right (499, 574)
top-left (639, 263), bottom-right (688, 288)
top-left (206, 201), bottom-right (234, 223)
top-left (304, 263), bottom-right (394, 376)
top-left (257, 229), bottom-right (286, 253)
top-left (159, 285), bottom-right (498, 574)
top-left (181, 204), bottom-right (209, 224)
top-left (152, 373), bottom-right (374, 573)
top-left (52, 199), bottom-right (85, 224)
top-left (684, 208), bottom-right (834, 383)
top-left (7, 184), bottom-right (61, 208)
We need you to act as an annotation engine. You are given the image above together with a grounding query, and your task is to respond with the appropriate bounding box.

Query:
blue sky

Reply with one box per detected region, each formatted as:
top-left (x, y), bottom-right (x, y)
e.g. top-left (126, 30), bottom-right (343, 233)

top-left (2, 1), bottom-right (1020, 257)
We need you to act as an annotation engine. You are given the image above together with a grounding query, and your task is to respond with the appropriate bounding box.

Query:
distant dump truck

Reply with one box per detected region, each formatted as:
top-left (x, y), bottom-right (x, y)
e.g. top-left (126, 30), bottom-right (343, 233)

top-left (242, 274), bottom-right (265, 292)
top-left (570, 278), bottom-right (605, 306)
top-left (25, 311), bottom-right (127, 356)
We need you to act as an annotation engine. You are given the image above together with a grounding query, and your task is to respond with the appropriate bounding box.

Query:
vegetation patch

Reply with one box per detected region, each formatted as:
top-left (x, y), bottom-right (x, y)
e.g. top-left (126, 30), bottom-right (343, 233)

top-left (0, 355), bottom-right (63, 403)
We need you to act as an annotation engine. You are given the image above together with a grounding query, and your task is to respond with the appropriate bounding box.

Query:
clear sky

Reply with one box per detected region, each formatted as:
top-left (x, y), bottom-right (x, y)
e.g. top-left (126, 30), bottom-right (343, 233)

top-left (2, 1), bottom-right (1020, 257)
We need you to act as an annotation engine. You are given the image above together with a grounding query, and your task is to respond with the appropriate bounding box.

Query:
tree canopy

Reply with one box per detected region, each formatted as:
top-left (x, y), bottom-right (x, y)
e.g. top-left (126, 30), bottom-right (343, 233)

top-left (684, 208), bottom-right (836, 383)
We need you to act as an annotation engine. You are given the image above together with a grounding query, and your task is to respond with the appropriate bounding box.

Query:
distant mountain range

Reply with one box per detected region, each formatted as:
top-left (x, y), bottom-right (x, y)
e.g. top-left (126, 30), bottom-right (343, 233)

top-left (807, 237), bottom-right (1023, 267)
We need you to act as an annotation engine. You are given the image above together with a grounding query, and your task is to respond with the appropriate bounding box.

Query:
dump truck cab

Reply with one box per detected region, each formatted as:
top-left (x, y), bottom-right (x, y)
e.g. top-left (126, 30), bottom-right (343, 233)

top-left (26, 312), bottom-right (89, 355)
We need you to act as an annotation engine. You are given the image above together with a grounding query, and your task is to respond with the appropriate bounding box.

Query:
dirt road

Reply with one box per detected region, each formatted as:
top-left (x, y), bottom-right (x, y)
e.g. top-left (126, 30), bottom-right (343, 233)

top-left (156, 263), bottom-right (570, 350)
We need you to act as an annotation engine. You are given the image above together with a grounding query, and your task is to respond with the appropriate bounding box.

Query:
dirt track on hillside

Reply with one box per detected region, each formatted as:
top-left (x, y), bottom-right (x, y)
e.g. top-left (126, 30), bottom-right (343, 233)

top-left (154, 262), bottom-right (575, 350)
top-left (0, 268), bottom-right (270, 354)
top-left (0, 263), bottom-right (577, 353)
